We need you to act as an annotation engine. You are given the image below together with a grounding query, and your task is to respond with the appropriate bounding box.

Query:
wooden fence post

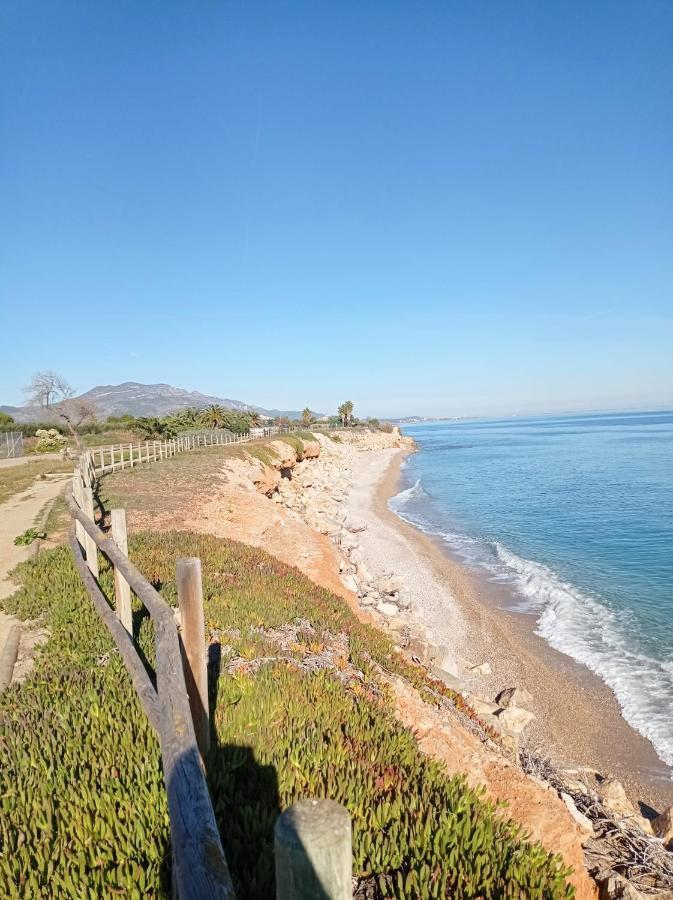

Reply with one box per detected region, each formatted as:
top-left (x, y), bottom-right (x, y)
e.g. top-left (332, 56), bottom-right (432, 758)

top-left (176, 558), bottom-right (209, 761)
top-left (82, 486), bottom-right (99, 578)
top-left (111, 509), bottom-right (133, 635)
top-left (274, 799), bottom-right (352, 900)
top-left (72, 469), bottom-right (85, 549)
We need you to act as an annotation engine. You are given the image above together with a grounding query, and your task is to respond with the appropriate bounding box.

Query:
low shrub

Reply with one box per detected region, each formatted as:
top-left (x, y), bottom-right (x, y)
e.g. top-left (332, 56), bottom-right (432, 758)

top-left (34, 428), bottom-right (67, 452)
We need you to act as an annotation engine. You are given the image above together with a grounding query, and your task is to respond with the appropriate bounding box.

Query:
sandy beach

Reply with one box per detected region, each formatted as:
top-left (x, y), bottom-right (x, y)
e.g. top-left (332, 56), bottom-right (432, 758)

top-left (343, 446), bottom-right (673, 811)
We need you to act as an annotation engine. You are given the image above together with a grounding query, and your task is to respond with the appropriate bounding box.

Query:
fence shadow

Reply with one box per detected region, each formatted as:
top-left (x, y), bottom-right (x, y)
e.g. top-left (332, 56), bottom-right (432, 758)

top-left (206, 642), bottom-right (281, 898)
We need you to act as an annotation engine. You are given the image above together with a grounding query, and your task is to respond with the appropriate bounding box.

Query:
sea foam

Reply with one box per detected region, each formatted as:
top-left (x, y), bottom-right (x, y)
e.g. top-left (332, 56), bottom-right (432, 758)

top-left (389, 481), bottom-right (673, 769)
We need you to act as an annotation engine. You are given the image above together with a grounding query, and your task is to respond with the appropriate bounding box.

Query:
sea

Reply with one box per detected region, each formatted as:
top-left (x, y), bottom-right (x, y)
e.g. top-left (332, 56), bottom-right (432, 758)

top-left (390, 411), bottom-right (673, 768)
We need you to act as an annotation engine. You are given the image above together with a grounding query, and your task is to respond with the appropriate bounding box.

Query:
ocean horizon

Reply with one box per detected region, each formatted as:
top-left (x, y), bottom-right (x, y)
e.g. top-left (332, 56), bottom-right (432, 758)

top-left (391, 410), bottom-right (673, 770)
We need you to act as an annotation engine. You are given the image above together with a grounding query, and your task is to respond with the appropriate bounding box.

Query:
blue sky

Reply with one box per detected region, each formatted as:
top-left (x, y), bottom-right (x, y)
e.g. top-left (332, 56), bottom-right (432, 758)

top-left (1, 1), bottom-right (672, 417)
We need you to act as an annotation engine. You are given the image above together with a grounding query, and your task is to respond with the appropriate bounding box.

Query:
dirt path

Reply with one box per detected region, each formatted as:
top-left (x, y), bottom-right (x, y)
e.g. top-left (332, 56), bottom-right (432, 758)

top-left (0, 474), bottom-right (69, 684)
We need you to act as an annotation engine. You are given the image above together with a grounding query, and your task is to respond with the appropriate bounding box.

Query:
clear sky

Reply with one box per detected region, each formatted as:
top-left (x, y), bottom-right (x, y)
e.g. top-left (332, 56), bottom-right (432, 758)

top-left (1, 1), bottom-right (672, 418)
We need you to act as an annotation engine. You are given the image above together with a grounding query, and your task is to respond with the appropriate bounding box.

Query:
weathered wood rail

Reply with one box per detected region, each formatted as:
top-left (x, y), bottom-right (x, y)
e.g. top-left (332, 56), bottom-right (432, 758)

top-left (67, 438), bottom-right (354, 899)
top-left (68, 452), bottom-right (235, 898)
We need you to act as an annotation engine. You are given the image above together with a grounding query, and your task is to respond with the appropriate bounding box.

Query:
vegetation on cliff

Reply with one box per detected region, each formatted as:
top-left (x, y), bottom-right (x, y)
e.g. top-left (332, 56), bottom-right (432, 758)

top-left (0, 530), bottom-right (573, 898)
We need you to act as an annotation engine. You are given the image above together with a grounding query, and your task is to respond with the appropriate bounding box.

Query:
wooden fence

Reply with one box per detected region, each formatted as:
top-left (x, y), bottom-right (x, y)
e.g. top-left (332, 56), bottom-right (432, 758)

top-left (67, 439), bottom-right (353, 898)
top-left (89, 429), bottom-right (264, 475)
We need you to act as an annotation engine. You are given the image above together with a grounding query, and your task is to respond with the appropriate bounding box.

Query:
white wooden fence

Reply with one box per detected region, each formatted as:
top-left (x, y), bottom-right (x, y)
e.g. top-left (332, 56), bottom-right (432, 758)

top-left (89, 428), bottom-right (281, 476)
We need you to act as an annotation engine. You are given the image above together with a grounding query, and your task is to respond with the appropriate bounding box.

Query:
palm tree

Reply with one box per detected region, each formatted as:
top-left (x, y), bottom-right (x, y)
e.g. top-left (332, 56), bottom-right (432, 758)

top-left (135, 417), bottom-right (176, 439)
top-left (248, 411), bottom-right (262, 428)
top-left (337, 401), bottom-right (354, 427)
top-left (201, 405), bottom-right (225, 429)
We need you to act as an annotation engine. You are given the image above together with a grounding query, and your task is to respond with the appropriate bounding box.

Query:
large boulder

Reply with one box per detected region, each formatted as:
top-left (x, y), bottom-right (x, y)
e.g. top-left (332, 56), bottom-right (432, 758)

top-left (301, 439), bottom-right (320, 459)
top-left (248, 460), bottom-right (281, 496)
top-left (469, 662), bottom-right (492, 677)
top-left (267, 440), bottom-right (298, 471)
top-left (596, 779), bottom-right (653, 834)
top-left (652, 804), bottom-right (673, 848)
top-left (468, 696), bottom-right (501, 717)
top-left (376, 601), bottom-right (400, 617)
top-left (495, 686), bottom-right (533, 709)
top-left (494, 706), bottom-right (536, 734)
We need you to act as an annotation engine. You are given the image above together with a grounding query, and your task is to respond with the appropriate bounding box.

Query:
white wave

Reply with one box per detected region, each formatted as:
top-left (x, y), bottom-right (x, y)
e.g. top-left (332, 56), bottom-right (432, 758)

top-left (494, 543), bottom-right (673, 769)
top-left (386, 484), bottom-right (673, 767)
top-left (389, 478), bottom-right (426, 511)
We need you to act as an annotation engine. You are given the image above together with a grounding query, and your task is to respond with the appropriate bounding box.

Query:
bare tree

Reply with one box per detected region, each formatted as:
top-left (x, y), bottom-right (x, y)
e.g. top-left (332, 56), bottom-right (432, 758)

top-left (25, 371), bottom-right (95, 451)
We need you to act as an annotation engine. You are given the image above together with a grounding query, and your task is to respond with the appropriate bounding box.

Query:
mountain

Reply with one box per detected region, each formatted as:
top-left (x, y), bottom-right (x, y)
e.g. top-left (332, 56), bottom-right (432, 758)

top-left (0, 382), bottom-right (318, 422)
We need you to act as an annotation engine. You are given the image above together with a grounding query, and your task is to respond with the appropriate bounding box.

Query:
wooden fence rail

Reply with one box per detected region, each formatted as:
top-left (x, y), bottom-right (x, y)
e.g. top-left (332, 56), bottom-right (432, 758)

top-left (90, 429), bottom-right (263, 475)
top-left (67, 454), bottom-right (235, 898)
top-left (66, 433), bottom-right (353, 899)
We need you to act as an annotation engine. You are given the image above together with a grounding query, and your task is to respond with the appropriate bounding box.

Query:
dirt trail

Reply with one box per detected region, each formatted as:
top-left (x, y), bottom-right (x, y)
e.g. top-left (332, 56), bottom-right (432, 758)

top-left (0, 474), bottom-right (69, 682)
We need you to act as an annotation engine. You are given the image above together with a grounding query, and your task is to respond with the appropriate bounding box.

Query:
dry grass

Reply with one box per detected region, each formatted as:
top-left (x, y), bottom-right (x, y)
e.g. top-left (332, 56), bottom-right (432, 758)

top-left (0, 460), bottom-right (73, 506)
top-left (99, 438), bottom-right (279, 515)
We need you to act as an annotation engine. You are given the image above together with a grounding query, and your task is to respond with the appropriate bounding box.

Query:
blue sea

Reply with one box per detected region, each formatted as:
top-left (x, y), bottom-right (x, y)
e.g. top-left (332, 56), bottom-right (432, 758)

top-left (390, 411), bottom-right (673, 767)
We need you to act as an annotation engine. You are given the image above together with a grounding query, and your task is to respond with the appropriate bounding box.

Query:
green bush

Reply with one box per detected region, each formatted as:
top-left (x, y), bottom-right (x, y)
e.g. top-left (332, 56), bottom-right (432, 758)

top-left (34, 428), bottom-right (67, 452)
top-left (0, 534), bottom-right (573, 898)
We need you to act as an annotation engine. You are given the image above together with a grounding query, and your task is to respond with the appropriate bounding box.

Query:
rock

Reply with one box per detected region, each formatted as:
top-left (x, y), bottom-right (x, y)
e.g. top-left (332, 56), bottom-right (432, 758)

top-left (376, 601), bottom-right (400, 617)
top-left (469, 662), bottom-right (492, 677)
top-left (432, 645), bottom-right (459, 677)
top-left (560, 793), bottom-right (594, 835)
top-left (494, 706), bottom-right (535, 734)
top-left (355, 562), bottom-right (373, 584)
top-left (558, 767), bottom-right (598, 797)
top-left (652, 804), bottom-right (673, 847)
top-left (495, 686), bottom-right (533, 709)
top-left (375, 575), bottom-right (404, 595)
top-left (405, 637), bottom-right (432, 666)
top-left (430, 665), bottom-right (463, 692)
top-left (340, 574), bottom-right (358, 593)
top-left (468, 696), bottom-right (501, 717)
top-left (344, 517), bottom-right (367, 533)
top-left (593, 869), bottom-right (646, 899)
top-left (596, 779), bottom-right (653, 834)
top-left (301, 440), bottom-right (320, 459)
top-left (267, 440), bottom-right (298, 471)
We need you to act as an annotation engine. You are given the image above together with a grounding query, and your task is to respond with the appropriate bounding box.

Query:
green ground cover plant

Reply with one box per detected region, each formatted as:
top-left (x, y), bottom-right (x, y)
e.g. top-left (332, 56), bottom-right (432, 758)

top-left (0, 532), bottom-right (573, 898)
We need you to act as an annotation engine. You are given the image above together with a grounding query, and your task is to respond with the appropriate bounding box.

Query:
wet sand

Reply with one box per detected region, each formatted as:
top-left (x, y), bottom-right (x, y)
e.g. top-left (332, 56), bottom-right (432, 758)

top-left (346, 446), bottom-right (673, 812)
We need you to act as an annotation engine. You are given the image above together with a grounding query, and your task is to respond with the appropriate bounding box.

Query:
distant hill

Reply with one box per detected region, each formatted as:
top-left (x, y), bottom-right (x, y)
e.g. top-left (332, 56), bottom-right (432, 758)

top-left (0, 381), bottom-right (319, 423)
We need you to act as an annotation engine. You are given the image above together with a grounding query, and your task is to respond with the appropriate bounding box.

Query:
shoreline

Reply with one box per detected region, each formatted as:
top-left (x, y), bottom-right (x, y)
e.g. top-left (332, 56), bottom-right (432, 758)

top-left (355, 446), bottom-right (673, 811)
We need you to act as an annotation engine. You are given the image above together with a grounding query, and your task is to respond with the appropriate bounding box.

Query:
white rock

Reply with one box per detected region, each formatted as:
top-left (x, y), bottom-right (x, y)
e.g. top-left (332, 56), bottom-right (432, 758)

top-left (376, 601), bottom-right (400, 617)
top-left (430, 666), bottom-right (463, 692)
top-left (340, 574), bottom-right (359, 593)
top-left (494, 706), bottom-right (535, 734)
top-left (356, 562), bottom-right (373, 583)
top-left (468, 696), bottom-right (501, 717)
top-left (495, 686), bottom-right (534, 709)
top-left (469, 662), bottom-right (492, 677)
top-left (375, 575), bottom-right (404, 595)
